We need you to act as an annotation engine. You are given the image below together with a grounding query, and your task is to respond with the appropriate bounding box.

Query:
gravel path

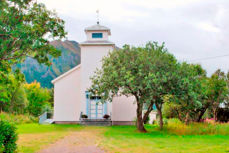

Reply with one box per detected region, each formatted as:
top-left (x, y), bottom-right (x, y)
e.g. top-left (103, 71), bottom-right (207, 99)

top-left (37, 129), bottom-right (105, 153)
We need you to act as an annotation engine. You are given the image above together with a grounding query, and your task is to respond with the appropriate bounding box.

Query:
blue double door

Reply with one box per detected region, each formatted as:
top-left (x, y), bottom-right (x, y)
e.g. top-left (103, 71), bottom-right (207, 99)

top-left (86, 92), bottom-right (107, 119)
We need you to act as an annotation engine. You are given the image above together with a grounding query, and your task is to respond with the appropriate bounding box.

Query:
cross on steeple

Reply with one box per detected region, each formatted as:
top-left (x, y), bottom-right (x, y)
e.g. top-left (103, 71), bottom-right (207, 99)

top-left (96, 9), bottom-right (99, 25)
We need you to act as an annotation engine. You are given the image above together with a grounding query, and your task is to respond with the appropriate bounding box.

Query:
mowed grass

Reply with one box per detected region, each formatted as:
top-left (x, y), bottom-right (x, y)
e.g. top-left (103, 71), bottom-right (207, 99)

top-left (102, 125), bottom-right (229, 153)
top-left (17, 122), bottom-right (229, 153)
top-left (17, 124), bottom-right (81, 153)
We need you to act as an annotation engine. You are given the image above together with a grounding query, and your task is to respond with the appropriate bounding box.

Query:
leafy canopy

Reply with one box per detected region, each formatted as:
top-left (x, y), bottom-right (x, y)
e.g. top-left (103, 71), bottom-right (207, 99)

top-left (90, 42), bottom-right (178, 104)
top-left (90, 42), bottom-right (183, 131)
top-left (0, 0), bottom-right (66, 66)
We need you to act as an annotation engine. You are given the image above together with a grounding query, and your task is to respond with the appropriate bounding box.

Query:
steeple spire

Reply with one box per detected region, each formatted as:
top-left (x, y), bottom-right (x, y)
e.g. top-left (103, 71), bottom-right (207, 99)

top-left (96, 9), bottom-right (99, 25)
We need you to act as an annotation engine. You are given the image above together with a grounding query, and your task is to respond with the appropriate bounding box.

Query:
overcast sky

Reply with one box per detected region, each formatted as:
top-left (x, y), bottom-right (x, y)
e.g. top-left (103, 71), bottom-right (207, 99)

top-left (39, 0), bottom-right (229, 75)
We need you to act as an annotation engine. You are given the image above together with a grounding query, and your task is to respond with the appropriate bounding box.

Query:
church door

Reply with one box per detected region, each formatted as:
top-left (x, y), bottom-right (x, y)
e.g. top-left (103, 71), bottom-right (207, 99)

top-left (86, 92), bottom-right (107, 119)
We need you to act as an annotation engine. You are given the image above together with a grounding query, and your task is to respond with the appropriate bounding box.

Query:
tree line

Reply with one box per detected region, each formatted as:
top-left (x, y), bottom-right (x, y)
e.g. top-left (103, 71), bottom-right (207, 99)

top-left (0, 70), bottom-right (53, 117)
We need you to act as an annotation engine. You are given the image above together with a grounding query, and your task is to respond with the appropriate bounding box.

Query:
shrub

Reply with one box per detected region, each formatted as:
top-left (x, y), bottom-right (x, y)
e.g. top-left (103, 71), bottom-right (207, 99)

top-left (0, 121), bottom-right (17, 153)
top-left (103, 114), bottom-right (110, 119)
top-left (163, 118), bottom-right (229, 135)
top-left (24, 82), bottom-right (52, 117)
top-left (156, 118), bottom-right (168, 126)
top-left (0, 112), bottom-right (37, 124)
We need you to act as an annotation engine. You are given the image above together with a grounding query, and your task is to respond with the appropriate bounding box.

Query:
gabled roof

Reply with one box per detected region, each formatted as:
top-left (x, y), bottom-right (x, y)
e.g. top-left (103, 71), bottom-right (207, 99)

top-left (85, 24), bottom-right (111, 35)
top-left (51, 64), bottom-right (81, 84)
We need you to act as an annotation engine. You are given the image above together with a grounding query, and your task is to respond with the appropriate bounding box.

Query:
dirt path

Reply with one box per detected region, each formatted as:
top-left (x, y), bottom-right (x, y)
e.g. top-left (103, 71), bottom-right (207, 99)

top-left (37, 127), bottom-right (105, 153)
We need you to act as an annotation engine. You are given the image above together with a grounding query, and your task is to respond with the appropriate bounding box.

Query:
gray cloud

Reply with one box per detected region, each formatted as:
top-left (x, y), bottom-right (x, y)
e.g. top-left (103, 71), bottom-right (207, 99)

top-left (44, 0), bottom-right (229, 75)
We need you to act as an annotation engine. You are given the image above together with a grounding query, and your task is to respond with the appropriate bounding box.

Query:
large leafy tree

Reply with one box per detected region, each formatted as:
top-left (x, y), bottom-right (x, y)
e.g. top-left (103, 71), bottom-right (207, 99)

top-left (0, 0), bottom-right (66, 112)
top-left (163, 69), bottom-right (229, 123)
top-left (207, 69), bottom-right (228, 121)
top-left (24, 81), bottom-right (51, 116)
top-left (172, 63), bottom-right (206, 124)
top-left (0, 0), bottom-right (66, 66)
top-left (90, 42), bottom-right (182, 132)
top-left (0, 69), bottom-right (25, 112)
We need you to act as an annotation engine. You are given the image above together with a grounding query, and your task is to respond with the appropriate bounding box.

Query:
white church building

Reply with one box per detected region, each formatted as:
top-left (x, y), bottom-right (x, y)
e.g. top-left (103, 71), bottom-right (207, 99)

top-left (51, 22), bottom-right (156, 125)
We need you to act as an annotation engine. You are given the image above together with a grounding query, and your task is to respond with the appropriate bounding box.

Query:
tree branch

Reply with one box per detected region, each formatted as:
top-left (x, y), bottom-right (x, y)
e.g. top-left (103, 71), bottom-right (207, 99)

top-left (143, 102), bottom-right (154, 122)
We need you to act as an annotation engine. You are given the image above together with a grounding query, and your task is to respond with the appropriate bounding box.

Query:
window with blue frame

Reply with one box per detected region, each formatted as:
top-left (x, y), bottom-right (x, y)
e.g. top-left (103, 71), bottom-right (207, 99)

top-left (92, 33), bottom-right (103, 38)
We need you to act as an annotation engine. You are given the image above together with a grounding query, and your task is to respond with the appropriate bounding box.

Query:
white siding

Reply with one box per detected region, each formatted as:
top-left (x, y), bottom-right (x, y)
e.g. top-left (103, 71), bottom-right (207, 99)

top-left (112, 96), bottom-right (137, 121)
top-left (80, 45), bottom-right (114, 115)
top-left (53, 68), bottom-right (81, 121)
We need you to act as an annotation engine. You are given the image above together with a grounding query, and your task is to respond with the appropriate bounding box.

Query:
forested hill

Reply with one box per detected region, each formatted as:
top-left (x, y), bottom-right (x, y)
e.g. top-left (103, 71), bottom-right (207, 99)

top-left (16, 40), bottom-right (81, 88)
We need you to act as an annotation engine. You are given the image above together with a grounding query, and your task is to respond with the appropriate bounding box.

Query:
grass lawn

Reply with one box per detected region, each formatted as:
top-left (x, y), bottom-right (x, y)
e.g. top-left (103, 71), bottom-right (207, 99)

top-left (102, 125), bottom-right (229, 153)
top-left (17, 124), bottom-right (81, 153)
top-left (17, 123), bottom-right (229, 153)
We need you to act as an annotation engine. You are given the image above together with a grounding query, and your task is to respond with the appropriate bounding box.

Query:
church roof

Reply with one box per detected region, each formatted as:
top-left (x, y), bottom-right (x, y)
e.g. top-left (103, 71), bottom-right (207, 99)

top-left (51, 65), bottom-right (81, 84)
top-left (85, 23), bottom-right (111, 34)
top-left (80, 40), bottom-right (114, 46)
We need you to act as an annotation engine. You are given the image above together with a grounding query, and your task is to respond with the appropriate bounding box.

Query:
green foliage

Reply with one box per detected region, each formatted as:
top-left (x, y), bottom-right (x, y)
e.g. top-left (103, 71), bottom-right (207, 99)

top-left (163, 68), bottom-right (229, 123)
top-left (0, 121), bottom-right (17, 153)
top-left (24, 82), bottom-right (52, 117)
top-left (41, 102), bottom-right (53, 114)
top-left (0, 112), bottom-right (37, 124)
top-left (0, 0), bottom-right (66, 67)
top-left (156, 118), bottom-right (168, 126)
top-left (9, 85), bottom-right (28, 114)
top-left (169, 63), bottom-right (206, 124)
top-left (206, 70), bottom-right (228, 120)
top-left (90, 42), bottom-right (197, 131)
top-left (165, 118), bottom-right (229, 135)
top-left (0, 69), bottom-right (25, 113)
top-left (162, 102), bottom-right (181, 119)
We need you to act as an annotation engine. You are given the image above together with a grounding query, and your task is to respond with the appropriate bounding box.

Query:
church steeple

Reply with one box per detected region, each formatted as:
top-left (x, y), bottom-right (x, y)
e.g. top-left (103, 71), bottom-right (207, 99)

top-left (83, 23), bottom-right (112, 43)
top-left (96, 10), bottom-right (99, 25)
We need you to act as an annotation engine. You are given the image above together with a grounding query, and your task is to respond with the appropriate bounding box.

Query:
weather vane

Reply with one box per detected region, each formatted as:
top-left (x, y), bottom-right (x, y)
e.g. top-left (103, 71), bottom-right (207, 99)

top-left (96, 9), bottom-right (99, 24)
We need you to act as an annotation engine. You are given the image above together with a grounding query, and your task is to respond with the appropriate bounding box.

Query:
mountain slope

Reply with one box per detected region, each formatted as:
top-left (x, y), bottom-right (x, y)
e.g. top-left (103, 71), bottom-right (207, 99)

top-left (16, 40), bottom-right (81, 88)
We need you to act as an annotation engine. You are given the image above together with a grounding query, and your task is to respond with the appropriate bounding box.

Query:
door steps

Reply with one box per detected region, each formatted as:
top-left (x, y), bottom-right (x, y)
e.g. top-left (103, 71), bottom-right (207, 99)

top-left (80, 119), bottom-right (112, 126)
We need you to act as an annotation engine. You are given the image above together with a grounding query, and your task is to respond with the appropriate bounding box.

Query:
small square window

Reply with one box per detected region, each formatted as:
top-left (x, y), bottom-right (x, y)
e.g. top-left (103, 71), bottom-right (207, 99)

top-left (92, 33), bottom-right (103, 38)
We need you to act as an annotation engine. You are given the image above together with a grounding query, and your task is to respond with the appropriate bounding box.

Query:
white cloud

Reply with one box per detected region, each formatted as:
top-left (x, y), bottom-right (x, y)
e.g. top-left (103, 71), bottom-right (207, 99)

top-left (196, 22), bottom-right (220, 33)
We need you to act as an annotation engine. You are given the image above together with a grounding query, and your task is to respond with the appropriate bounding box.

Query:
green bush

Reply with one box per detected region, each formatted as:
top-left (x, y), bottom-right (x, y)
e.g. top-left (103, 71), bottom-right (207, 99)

top-left (24, 82), bottom-right (52, 117)
top-left (163, 118), bottom-right (229, 135)
top-left (0, 112), bottom-right (37, 124)
top-left (0, 121), bottom-right (17, 153)
top-left (156, 118), bottom-right (168, 126)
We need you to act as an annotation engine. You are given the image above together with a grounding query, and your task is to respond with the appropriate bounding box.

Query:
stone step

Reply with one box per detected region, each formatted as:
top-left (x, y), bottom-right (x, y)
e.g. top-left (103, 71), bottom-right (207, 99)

top-left (80, 119), bottom-right (112, 126)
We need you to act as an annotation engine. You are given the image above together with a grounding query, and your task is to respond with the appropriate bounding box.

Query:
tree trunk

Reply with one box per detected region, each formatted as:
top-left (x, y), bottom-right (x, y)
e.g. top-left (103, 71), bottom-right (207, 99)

top-left (0, 101), bottom-right (3, 113)
top-left (185, 112), bottom-right (190, 125)
top-left (175, 109), bottom-right (182, 121)
top-left (136, 101), bottom-right (146, 132)
top-left (155, 103), bottom-right (163, 130)
top-left (137, 116), bottom-right (146, 132)
top-left (197, 107), bottom-right (208, 122)
top-left (213, 108), bottom-right (217, 122)
top-left (142, 102), bottom-right (154, 123)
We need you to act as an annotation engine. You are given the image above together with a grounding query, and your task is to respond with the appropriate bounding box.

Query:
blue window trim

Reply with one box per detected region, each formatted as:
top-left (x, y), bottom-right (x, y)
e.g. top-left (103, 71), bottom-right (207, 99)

top-left (104, 102), bottom-right (107, 115)
top-left (92, 33), bottom-right (103, 38)
top-left (85, 91), bottom-right (108, 119)
top-left (85, 91), bottom-right (90, 118)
